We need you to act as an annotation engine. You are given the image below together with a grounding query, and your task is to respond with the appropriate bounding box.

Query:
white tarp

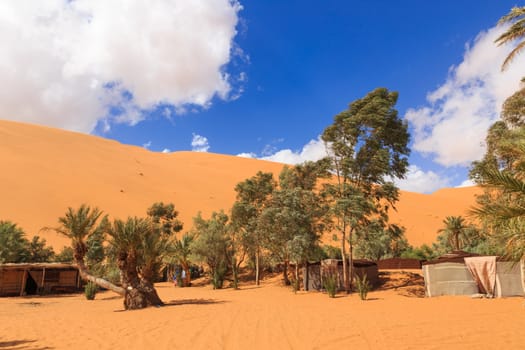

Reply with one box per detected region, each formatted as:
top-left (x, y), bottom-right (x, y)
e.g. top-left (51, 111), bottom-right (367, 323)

top-left (464, 256), bottom-right (496, 295)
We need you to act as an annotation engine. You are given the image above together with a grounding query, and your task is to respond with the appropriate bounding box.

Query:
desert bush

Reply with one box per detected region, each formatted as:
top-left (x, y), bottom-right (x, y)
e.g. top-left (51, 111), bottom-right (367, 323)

top-left (323, 269), bottom-right (338, 298)
top-left (84, 281), bottom-right (98, 300)
top-left (290, 277), bottom-right (300, 294)
top-left (355, 273), bottom-right (371, 300)
top-left (211, 263), bottom-right (227, 289)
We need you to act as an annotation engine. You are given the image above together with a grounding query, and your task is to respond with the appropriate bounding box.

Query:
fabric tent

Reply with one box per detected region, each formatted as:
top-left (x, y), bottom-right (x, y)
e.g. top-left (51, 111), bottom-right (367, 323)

top-left (422, 252), bottom-right (524, 297)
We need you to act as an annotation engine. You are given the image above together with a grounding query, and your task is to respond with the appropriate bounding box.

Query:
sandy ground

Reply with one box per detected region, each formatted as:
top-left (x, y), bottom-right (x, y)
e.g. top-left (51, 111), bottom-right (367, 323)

top-left (0, 120), bottom-right (479, 249)
top-left (1, 272), bottom-right (524, 350)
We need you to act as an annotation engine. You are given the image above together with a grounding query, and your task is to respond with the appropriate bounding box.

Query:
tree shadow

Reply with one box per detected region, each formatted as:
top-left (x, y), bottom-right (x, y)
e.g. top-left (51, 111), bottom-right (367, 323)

top-left (376, 271), bottom-right (425, 298)
top-left (0, 339), bottom-right (53, 349)
top-left (164, 298), bottom-right (228, 307)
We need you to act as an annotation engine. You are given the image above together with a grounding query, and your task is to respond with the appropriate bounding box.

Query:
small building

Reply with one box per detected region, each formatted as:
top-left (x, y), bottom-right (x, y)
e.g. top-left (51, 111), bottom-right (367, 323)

top-left (303, 259), bottom-right (379, 291)
top-left (0, 263), bottom-right (81, 297)
top-left (378, 258), bottom-right (424, 270)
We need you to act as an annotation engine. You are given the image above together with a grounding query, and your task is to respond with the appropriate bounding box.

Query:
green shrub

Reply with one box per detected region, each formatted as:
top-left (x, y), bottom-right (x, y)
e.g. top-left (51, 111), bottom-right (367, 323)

top-left (323, 270), bottom-right (338, 298)
top-left (355, 273), bottom-right (371, 301)
top-left (212, 265), bottom-right (227, 289)
top-left (290, 277), bottom-right (300, 294)
top-left (84, 281), bottom-right (98, 300)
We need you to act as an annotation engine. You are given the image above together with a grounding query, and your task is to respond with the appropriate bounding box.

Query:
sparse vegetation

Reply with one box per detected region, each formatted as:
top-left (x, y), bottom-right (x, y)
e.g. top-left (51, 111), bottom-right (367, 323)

top-left (84, 281), bottom-right (98, 300)
top-left (355, 274), bottom-right (371, 301)
top-left (323, 266), bottom-right (339, 298)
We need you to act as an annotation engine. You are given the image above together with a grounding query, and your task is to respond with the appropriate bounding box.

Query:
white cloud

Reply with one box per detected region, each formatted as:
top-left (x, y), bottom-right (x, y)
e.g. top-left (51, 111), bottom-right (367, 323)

top-left (142, 141), bottom-right (152, 149)
top-left (405, 25), bottom-right (525, 167)
top-left (393, 165), bottom-right (450, 194)
top-left (191, 133), bottom-right (210, 152)
top-left (161, 148), bottom-right (171, 153)
top-left (0, 0), bottom-right (243, 133)
top-left (236, 152), bottom-right (256, 158)
top-left (261, 137), bottom-right (328, 164)
top-left (456, 179), bottom-right (475, 188)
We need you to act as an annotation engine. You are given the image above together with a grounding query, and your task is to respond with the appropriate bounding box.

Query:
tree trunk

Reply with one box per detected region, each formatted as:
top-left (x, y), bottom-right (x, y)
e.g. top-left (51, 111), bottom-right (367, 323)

top-left (232, 256), bottom-right (239, 289)
top-left (74, 256), bottom-right (125, 295)
top-left (181, 262), bottom-right (191, 286)
top-left (340, 225), bottom-right (350, 293)
top-left (118, 251), bottom-right (163, 310)
top-left (255, 249), bottom-right (260, 286)
top-left (348, 240), bottom-right (354, 293)
top-left (282, 259), bottom-right (290, 286)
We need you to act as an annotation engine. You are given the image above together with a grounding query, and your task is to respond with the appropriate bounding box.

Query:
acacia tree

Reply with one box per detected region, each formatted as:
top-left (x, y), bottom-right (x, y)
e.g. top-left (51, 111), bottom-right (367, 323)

top-left (321, 88), bottom-right (410, 292)
top-left (260, 163), bottom-right (329, 286)
top-left (231, 172), bottom-right (276, 285)
top-left (495, 6), bottom-right (525, 71)
top-left (190, 211), bottom-right (230, 289)
top-left (353, 222), bottom-right (408, 261)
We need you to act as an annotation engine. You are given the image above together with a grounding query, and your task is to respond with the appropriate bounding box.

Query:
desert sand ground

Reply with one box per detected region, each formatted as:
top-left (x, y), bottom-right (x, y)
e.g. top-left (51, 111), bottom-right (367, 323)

top-left (1, 272), bottom-right (524, 350)
top-left (0, 120), bottom-right (480, 249)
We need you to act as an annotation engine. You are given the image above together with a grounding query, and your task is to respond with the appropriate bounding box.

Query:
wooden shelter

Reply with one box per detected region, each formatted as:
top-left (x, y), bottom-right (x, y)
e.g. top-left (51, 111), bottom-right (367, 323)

top-left (303, 259), bottom-right (379, 291)
top-left (0, 263), bottom-right (81, 297)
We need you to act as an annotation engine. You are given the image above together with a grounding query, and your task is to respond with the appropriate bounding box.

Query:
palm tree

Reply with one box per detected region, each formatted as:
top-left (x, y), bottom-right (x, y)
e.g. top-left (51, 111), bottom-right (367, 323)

top-left (471, 166), bottom-right (525, 261)
top-left (437, 216), bottom-right (469, 252)
top-left (495, 6), bottom-right (525, 71)
top-left (46, 205), bottom-right (124, 295)
top-left (107, 217), bottom-right (164, 309)
top-left (165, 233), bottom-right (194, 286)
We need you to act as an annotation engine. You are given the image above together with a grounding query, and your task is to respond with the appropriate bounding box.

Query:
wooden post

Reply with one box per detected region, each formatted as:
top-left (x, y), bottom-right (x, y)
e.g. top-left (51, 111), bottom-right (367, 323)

top-left (20, 269), bottom-right (28, 296)
top-left (41, 267), bottom-right (46, 293)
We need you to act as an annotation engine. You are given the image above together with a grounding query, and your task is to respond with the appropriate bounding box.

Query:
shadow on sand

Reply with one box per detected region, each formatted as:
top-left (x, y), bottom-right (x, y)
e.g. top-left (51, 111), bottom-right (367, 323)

top-left (165, 298), bottom-right (227, 307)
top-left (0, 339), bottom-right (53, 350)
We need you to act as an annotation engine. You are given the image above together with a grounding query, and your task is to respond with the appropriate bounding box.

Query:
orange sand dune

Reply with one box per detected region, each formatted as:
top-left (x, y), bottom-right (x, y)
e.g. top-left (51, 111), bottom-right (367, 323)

top-left (1, 276), bottom-right (524, 350)
top-left (0, 119), bottom-right (479, 249)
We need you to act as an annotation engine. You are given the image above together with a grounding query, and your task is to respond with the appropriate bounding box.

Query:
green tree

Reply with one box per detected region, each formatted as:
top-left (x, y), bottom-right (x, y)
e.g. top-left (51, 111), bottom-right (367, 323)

top-left (85, 230), bottom-right (105, 268)
top-left (495, 6), bottom-right (525, 71)
top-left (471, 152), bottom-right (525, 261)
top-left (190, 211), bottom-right (230, 289)
top-left (437, 216), bottom-right (471, 252)
top-left (107, 216), bottom-right (164, 308)
top-left (354, 222), bottom-right (408, 261)
top-left (146, 202), bottom-right (184, 283)
top-left (260, 163), bottom-right (329, 286)
top-left (231, 171), bottom-right (276, 285)
top-left (470, 85), bottom-right (525, 261)
top-left (321, 87), bottom-right (410, 292)
top-left (26, 236), bottom-right (55, 262)
top-left (147, 202), bottom-right (183, 235)
top-left (167, 232), bottom-right (195, 286)
top-left (46, 205), bottom-right (125, 297)
top-left (55, 246), bottom-right (74, 263)
top-left (0, 221), bottom-right (30, 263)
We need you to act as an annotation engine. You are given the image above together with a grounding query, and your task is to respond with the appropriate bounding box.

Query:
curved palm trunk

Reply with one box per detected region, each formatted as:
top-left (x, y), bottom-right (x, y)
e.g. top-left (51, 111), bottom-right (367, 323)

top-left (75, 259), bottom-right (125, 295)
top-left (73, 243), bottom-right (125, 295)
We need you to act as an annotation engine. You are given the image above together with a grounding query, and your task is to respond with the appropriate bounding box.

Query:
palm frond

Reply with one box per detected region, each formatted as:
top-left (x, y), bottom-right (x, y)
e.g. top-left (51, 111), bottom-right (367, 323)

top-left (497, 6), bottom-right (525, 25)
top-left (480, 168), bottom-right (525, 194)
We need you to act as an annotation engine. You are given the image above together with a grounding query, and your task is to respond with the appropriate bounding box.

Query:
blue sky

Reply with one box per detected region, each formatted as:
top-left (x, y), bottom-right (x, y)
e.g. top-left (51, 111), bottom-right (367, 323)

top-left (1, 1), bottom-right (524, 193)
